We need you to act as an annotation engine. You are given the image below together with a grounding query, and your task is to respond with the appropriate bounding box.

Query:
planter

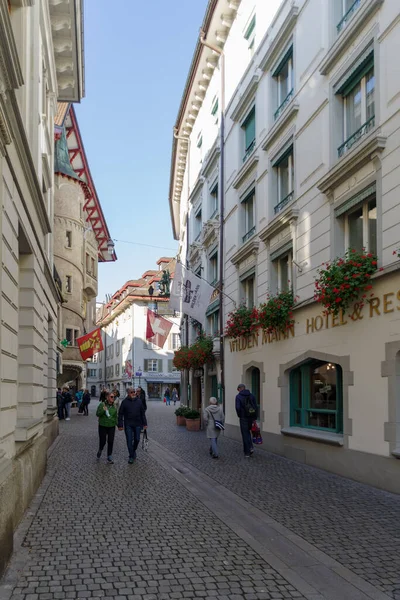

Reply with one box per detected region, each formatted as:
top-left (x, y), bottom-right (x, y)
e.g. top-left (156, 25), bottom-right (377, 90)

top-left (186, 418), bottom-right (200, 431)
top-left (176, 415), bottom-right (186, 426)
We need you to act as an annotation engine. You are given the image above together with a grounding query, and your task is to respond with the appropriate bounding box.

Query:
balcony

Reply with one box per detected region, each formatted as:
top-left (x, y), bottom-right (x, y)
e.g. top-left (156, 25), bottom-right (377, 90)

top-left (274, 191), bottom-right (294, 215)
top-left (242, 226), bottom-right (256, 244)
top-left (338, 116), bottom-right (375, 158)
top-left (84, 269), bottom-right (98, 300)
top-left (243, 139), bottom-right (255, 163)
top-left (274, 89), bottom-right (294, 121)
top-left (337, 0), bottom-right (361, 33)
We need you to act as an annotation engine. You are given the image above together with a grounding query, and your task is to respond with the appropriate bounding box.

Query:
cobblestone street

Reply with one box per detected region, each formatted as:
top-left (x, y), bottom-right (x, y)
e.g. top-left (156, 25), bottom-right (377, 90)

top-left (1, 401), bottom-right (399, 600)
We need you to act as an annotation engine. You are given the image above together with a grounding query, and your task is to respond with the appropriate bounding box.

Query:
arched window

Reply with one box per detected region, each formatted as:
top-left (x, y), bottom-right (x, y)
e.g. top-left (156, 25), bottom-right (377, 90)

top-left (290, 360), bottom-right (343, 433)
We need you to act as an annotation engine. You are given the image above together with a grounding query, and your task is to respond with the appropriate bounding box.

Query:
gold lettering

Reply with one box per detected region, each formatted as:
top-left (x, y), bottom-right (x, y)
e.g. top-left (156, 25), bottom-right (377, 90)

top-left (314, 315), bottom-right (323, 331)
top-left (288, 324), bottom-right (295, 338)
top-left (306, 318), bottom-right (314, 334)
top-left (270, 330), bottom-right (276, 343)
top-left (240, 337), bottom-right (247, 351)
top-left (262, 330), bottom-right (268, 345)
top-left (229, 340), bottom-right (236, 353)
top-left (252, 332), bottom-right (259, 347)
top-left (247, 336), bottom-right (253, 349)
top-left (369, 297), bottom-right (381, 317)
top-left (332, 313), bottom-right (341, 328)
top-left (325, 312), bottom-right (330, 329)
top-left (397, 290), bottom-right (400, 310)
top-left (340, 310), bottom-right (347, 325)
top-left (383, 293), bottom-right (395, 314)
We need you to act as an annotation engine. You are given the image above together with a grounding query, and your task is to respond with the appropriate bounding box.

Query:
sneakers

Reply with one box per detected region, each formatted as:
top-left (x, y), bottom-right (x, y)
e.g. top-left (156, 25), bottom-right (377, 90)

top-left (65, 418), bottom-right (70, 421)
top-left (245, 455), bottom-right (251, 458)
top-left (107, 456), bottom-right (114, 464)
top-left (128, 457), bottom-right (134, 464)
top-left (250, 448), bottom-right (254, 456)
top-left (212, 455), bottom-right (219, 459)
top-left (96, 451), bottom-right (101, 460)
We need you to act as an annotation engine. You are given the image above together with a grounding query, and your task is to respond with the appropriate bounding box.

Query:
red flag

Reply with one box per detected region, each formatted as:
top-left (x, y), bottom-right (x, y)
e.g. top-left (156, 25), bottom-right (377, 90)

top-left (146, 309), bottom-right (172, 349)
top-left (76, 328), bottom-right (104, 361)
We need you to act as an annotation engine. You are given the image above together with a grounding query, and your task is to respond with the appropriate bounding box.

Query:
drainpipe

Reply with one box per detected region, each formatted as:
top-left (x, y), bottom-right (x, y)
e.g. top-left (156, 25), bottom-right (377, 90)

top-left (199, 31), bottom-right (226, 412)
top-left (174, 128), bottom-right (191, 405)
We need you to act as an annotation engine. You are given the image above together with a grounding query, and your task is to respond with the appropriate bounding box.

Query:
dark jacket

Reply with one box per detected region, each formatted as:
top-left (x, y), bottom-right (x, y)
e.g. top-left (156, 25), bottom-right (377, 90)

top-left (235, 389), bottom-right (257, 420)
top-left (82, 392), bottom-right (91, 405)
top-left (118, 396), bottom-right (147, 428)
top-left (100, 390), bottom-right (107, 402)
top-left (62, 391), bottom-right (72, 406)
top-left (139, 389), bottom-right (147, 412)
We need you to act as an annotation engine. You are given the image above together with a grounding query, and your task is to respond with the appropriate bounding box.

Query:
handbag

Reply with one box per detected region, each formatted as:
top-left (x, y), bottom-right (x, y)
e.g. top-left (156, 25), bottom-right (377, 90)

top-left (142, 429), bottom-right (149, 451)
top-left (211, 412), bottom-right (225, 431)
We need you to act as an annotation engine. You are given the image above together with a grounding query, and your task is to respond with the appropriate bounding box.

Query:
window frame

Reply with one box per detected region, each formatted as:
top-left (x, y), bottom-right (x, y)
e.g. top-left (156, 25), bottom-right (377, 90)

top-left (343, 195), bottom-right (377, 255)
top-left (337, 0), bottom-right (361, 34)
top-left (210, 182), bottom-right (219, 219)
top-left (147, 359), bottom-right (158, 373)
top-left (241, 189), bottom-right (256, 244)
top-left (290, 360), bottom-right (343, 433)
top-left (273, 45), bottom-right (294, 121)
top-left (209, 250), bottom-right (218, 286)
top-left (244, 14), bottom-right (256, 57)
top-left (240, 272), bottom-right (256, 308)
top-left (241, 106), bottom-right (256, 162)
top-left (194, 207), bottom-right (202, 241)
top-left (273, 145), bottom-right (294, 214)
top-left (66, 230), bottom-right (72, 248)
top-left (65, 275), bottom-right (72, 294)
top-left (274, 250), bottom-right (293, 293)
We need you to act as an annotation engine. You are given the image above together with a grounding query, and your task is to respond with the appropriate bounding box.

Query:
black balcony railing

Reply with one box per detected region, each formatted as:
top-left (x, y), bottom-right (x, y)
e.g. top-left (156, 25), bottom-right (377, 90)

top-left (274, 191), bottom-right (294, 215)
top-left (337, 0), bottom-right (361, 33)
top-left (242, 226), bottom-right (256, 244)
top-left (274, 88), bottom-right (294, 121)
top-left (337, 116), bottom-right (375, 158)
top-left (243, 139), bottom-right (256, 163)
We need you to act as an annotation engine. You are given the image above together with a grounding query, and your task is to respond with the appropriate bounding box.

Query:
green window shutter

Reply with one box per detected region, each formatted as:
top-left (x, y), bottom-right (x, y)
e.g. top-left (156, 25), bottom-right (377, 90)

top-left (244, 15), bottom-right (256, 40)
top-left (143, 359), bottom-right (148, 372)
top-left (272, 45), bottom-right (293, 77)
top-left (334, 183), bottom-right (376, 217)
top-left (243, 108), bottom-right (255, 150)
top-left (158, 359), bottom-right (163, 372)
top-left (335, 47), bottom-right (373, 96)
top-left (168, 359), bottom-right (173, 372)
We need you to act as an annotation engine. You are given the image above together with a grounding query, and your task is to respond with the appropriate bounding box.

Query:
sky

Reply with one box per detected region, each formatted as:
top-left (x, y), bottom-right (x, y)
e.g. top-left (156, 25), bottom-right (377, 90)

top-left (74, 0), bottom-right (206, 302)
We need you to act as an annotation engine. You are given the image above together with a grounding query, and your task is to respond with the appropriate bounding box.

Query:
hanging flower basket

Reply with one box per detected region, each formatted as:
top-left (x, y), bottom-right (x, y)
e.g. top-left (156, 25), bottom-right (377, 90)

top-left (173, 346), bottom-right (191, 371)
top-left (258, 289), bottom-right (296, 334)
top-left (314, 249), bottom-right (380, 317)
top-left (173, 334), bottom-right (213, 370)
top-left (225, 305), bottom-right (259, 339)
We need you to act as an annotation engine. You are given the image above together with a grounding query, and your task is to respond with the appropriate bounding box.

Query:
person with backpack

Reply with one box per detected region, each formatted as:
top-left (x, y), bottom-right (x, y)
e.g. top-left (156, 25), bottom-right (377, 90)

top-left (203, 397), bottom-right (224, 459)
top-left (235, 383), bottom-right (257, 458)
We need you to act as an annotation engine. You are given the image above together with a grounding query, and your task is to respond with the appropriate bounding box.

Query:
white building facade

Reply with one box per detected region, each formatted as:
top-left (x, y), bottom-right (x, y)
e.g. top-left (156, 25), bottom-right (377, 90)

top-left (168, 0), bottom-right (400, 493)
top-left (89, 259), bottom-right (181, 400)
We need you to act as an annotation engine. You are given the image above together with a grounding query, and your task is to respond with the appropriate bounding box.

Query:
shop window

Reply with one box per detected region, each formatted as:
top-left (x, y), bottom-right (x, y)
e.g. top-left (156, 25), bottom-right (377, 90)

top-left (250, 367), bottom-right (260, 412)
top-left (273, 145), bottom-right (294, 214)
top-left (290, 360), bottom-right (343, 433)
top-left (148, 383), bottom-right (161, 398)
top-left (273, 45), bottom-right (294, 121)
top-left (336, 51), bottom-right (374, 158)
top-left (242, 106), bottom-right (255, 162)
top-left (241, 189), bottom-right (255, 243)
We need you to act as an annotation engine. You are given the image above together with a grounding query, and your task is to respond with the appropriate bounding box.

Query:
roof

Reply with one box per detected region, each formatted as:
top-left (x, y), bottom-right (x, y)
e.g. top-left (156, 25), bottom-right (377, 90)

top-left (55, 102), bottom-right (70, 127)
top-left (168, 0), bottom-right (242, 239)
top-left (54, 103), bottom-right (116, 262)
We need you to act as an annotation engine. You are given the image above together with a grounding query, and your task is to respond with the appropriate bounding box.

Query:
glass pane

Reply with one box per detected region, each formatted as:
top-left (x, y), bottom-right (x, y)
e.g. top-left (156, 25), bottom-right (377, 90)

top-left (294, 410), bottom-right (302, 425)
top-left (344, 0), bottom-right (354, 12)
top-left (309, 362), bottom-right (338, 411)
top-left (345, 82), bottom-right (362, 137)
top-left (247, 277), bottom-right (254, 307)
top-left (246, 196), bottom-right (254, 231)
top-left (279, 156), bottom-right (289, 200)
top-left (368, 199), bottom-right (377, 255)
top-left (307, 412), bottom-right (336, 429)
top-left (366, 69), bottom-right (375, 121)
top-left (280, 255), bottom-right (289, 292)
top-left (278, 61), bottom-right (289, 103)
top-left (348, 206), bottom-right (363, 252)
top-left (244, 109), bottom-right (255, 149)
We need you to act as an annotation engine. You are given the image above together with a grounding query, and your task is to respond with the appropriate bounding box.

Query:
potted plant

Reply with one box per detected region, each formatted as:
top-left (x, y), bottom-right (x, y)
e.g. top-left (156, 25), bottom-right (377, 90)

top-left (175, 405), bottom-right (188, 426)
top-left (314, 249), bottom-right (380, 317)
top-left (258, 289), bottom-right (296, 334)
top-left (225, 304), bottom-right (259, 339)
top-left (185, 409), bottom-right (201, 431)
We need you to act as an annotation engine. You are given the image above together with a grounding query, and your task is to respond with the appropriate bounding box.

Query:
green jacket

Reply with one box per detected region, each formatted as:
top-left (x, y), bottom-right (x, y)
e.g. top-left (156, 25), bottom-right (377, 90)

top-left (96, 402), bottom-right (118, 427)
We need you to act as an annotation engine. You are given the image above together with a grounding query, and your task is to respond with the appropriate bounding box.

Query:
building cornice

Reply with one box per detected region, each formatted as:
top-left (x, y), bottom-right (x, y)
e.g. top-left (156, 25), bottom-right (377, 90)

top-left (230, 238), bottom-right (259, 266)
top-left (202, 137), bottom-right (220, 177)
top-left (259, 5), bottom-right (299, 72)
top-left (259, 206), bottom-right (299, 243)
top-left (0, 1), bottom-right (24, 90)
top-left (261, 102), bottom-right (299, 151)
top-left (230, 73), bottom-right (259, 122)
top-left (232, 153), bottom-right (259, 190)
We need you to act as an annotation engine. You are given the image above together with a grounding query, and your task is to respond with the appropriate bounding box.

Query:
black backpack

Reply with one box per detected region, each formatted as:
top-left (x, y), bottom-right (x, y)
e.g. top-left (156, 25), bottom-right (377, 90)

top-left (244, 396), bottom-right (256, 418)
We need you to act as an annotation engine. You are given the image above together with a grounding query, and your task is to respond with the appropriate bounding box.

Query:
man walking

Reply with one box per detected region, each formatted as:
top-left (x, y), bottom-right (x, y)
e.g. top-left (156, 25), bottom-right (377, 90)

top-left (235, 384), bottom-right (257, 458)
top-left (118, 387), bottom-right (147, 463)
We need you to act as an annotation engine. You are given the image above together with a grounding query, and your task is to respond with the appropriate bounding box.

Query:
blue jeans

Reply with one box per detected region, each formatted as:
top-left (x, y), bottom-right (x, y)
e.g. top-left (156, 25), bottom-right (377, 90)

top-left (64, 402), bottom-right (71, 419)
top-left (124, 425), bottom-right (142, 459)
top-left (210, 438), bottom-right (218, 457)
top-left (239, 418), bottom-right (253, 456)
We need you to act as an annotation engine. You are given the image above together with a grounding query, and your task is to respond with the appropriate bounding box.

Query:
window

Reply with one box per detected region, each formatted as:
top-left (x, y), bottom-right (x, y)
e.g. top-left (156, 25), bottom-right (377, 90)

top-left (338, 53), bottom-right (374, 157)
top-left (211, 97), bottom-right (219, 124)
top-left (91, 257), bottom-right (95, 277)
top-left (88, 368), bottom-right (96, 378)
top-left (343, 196), bottom-right (377, 255)
top-left (242, 190), bottom-right (255, 243)
top-left (194, 209), bottom-right (202, 241)
top-left (273, 250), bottom-right (293, 293)
top-left (209, 251), bottom-right (218, 286)
top-left (242, 107), bottom-right (255, 162)
top-left (110, 365), bottom-right (114, 377)
top-left (170, 333), bottom-right (180, 350)
top-left (148, 383), bottom-right (161, 398)
top-left (116, 340), bottom-right (120, 356)
top-left (210, 183), bottom-right (218, 218)
top-left (147, 359), bottom-right (158, 372)
top-left (116, 363), bottom-right (120, 376)
top-left (274, 146), bottom-right (294, 214)
top-left (244, 14), bottom-right (256, 58)
top-left (208, 310), bottom-right (219, 337)
top-left (86, 252), bottom-right (90, 272)
top-left (74, 330), bottom-right (79, 346)
top-left (197, 132), bottom-right (203, 148)
top-left (337, 0), bottom-right (361, 34)
top-left (66, 231), bottom-right (72, 248)
top-left (66, 328), bottom-right (73, 346)
top-left (273, 46), bottom-right (293, 121)
top-left (290, 360), bottom-right (343, 433)
top-left (240, 273), bottom-right (255, 307)
top-left (65, 275), bottom-right (72, 293)
top-left (99, 368), bottom-right (102, 379)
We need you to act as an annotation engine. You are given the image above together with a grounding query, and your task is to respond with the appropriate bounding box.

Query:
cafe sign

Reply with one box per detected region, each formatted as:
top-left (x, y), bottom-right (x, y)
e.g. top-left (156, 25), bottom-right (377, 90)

top-left (229, 289), bottom-right (400, 352)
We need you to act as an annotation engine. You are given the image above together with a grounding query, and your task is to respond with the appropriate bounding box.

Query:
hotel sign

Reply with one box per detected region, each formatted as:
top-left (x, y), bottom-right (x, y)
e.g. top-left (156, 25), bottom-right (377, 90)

top-left (229, 289), bottom-right (400, 352)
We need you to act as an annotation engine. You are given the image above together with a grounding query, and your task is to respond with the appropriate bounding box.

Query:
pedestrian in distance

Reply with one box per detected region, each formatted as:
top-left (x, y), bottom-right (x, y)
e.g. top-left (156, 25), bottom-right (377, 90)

top-left (164, 386), bottom-right (171, 406)
top-left (137, 386), bottom-right (147, 411)
top-left (96, 391), bottom-right (118, 464)
top-left (56, 387), bottom-right (64, 420)
top-left (235, 383), bottom-right (257, 458)
top-left (172, 387), bottom-right (179, 406)
top-left (81, 389), bottom-right (91, 416)
top-left (118, 387), bottom-right (147, 464)
top-left (62, 386), bottom-right (72, 421)
top-left (99, 387), bottom-right (108, 403)
top-left (203, 397), bottom-right (225, 459)
top-left (112, 387), bottom-right (120, 409)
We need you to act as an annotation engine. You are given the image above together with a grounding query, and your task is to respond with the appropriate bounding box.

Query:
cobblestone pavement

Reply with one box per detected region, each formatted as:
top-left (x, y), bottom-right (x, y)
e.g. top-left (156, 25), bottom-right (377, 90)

top-left (149, 402), bottom-right (400, 600)
top-left (1, 403), bottom-right (306, 600)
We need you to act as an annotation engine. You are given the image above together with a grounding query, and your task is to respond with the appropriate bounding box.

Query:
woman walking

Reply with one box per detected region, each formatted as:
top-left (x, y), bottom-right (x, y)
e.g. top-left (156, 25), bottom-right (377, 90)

top-left (203, 397), bottom-right (225, 459)
top-left (81, 389), bottom-right (91, 416)
top-left (96, 392), bottom-right (118, 464)
top-left (62, 386), bottom-right (72, 421)
top-left (164, 387), bottom-right (171, 406)
top-left (172, 387), bottom-right (179, 406)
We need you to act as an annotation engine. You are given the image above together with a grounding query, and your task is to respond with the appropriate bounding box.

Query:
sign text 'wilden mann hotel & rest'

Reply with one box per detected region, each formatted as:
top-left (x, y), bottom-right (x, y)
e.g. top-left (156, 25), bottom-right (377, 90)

top-left (229, 289), bottom-right (400, 353)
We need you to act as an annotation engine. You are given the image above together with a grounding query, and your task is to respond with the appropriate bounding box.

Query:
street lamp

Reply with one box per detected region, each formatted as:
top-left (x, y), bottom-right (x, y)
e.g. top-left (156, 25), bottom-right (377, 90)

top-left (107, 239), bottom-right (115, 256)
